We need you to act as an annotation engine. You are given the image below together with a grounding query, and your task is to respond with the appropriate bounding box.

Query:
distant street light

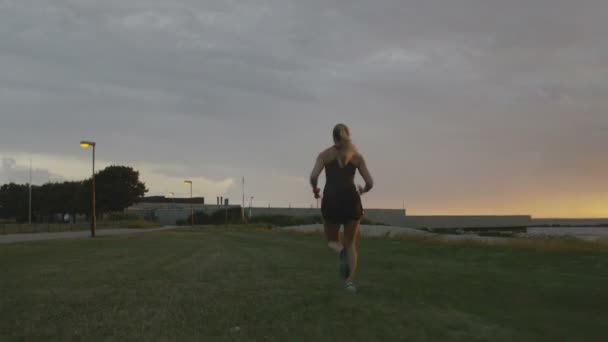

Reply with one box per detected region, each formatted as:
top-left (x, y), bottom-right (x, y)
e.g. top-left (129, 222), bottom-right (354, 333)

top-left (184, 180), bottom-right (193, 226)
top-left (168, 192), bottom-right (175, 209)
top-left (80, 141), bottom-right (96, 238)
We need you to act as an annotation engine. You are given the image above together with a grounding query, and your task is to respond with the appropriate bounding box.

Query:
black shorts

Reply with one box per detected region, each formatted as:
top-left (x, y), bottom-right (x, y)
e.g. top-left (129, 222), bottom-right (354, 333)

top-left (321, 190), bottom-right (363, 224)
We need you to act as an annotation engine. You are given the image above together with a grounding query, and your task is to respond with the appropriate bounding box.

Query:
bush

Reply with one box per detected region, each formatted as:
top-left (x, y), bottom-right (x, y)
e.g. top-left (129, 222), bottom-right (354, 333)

top-left (249, 215), bottom-right (323, 227)
top-left (361, 217), bottom-right (389, 225)
top-left (106, 212), bottom-right (141, 221)
top-left (177, 208), bottom-right (244, 225)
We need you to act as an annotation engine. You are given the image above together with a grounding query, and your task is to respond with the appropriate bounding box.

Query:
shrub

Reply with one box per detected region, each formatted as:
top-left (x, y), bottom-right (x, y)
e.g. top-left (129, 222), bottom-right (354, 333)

top-left (249, 215), bottom-right (323, 227)
top-left (106, 212), bottom-right (141, 221)
top-left (178, 208), bottom-right (244, 225)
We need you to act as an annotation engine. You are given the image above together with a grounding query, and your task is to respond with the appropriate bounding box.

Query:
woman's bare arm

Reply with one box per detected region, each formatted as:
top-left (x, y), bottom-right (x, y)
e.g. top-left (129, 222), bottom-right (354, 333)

top-left (357, 155), bottom-right (374, 194)
top-left (310, 153), bottom-right (325, 191)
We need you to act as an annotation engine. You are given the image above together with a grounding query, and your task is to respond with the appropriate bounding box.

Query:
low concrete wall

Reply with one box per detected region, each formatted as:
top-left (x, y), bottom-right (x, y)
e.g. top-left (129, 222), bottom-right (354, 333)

top-left (149, 206), bottom-right (408, 226)
top-left (363, 209), bottom-right (408, 227)
top-left (146, 205), bottom-right (531, 229)
top-left (402, 215), bottom-right (532, 229)
top-left (250, 207), bottom-right (320, 218)
top-left (249, 207), bottom-right (408, 227)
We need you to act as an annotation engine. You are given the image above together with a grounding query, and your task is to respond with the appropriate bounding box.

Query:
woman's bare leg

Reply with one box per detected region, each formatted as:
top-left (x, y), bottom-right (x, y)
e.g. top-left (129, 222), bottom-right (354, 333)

top-left (342, 220), bottom-right (360, 283)
top-left (324, 222), bottom-right (342, 252)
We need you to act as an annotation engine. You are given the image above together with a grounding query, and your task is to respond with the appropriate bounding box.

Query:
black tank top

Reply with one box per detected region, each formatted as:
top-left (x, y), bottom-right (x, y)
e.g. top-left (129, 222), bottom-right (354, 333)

top-left (324, 158), bottom-right (357, 194)
top-left (321, 155), bottom-right (363, 222)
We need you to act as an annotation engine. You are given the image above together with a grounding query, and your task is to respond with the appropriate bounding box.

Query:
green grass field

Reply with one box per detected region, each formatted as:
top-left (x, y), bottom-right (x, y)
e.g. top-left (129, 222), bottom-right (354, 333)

top-left (1, 227), bottom-right (607, 341)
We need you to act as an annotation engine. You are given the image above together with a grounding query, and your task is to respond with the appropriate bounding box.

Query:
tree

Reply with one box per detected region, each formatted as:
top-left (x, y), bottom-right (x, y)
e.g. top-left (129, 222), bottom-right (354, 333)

top-left (65, 181), bottom-right (87, 222)
top-left (1, 165), bottom-right (146, 222)
top-left (25, 181), bottom-right (84, 223)
top-left (91, 165), bottom-right (148, 216)
top-left (0, 183), bottom-right (29, 222)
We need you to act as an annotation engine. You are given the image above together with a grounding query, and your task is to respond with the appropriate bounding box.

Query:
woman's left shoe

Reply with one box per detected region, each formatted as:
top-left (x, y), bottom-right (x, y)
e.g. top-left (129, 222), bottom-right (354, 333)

top-left (344, 281), bottom-right (357, 293)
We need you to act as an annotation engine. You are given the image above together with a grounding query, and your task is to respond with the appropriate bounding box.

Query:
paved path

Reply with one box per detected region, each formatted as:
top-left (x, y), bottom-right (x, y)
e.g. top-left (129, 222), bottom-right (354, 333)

top-left (0, 226), bottom-right (180, 245)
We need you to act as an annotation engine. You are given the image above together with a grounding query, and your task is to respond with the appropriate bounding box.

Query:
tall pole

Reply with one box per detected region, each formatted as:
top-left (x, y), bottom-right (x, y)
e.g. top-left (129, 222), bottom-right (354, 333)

top-left (92, 144), bottom-right (96, 238)
top-left (28, 159), bottom-right (32, 225)
top-left (241, 176), bottom-right (245, 222)
top-left (184, 181), bottom-right (193, 226)
top-left (80, 141), bottom-right (96, 238)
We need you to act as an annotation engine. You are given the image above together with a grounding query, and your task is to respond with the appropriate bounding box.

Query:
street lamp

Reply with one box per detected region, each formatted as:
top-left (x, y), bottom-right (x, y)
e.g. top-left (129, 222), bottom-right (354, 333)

top-left (184, 180), bottom-right (193, 226)
top-left (168, 192), bottom-right (175, 209)
top-left (80, 140), bottom-right (96, 238)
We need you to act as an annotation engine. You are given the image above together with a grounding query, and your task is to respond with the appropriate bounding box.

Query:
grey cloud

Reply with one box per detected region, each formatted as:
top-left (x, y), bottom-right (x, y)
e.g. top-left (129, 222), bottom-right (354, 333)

top-left (0, 157), bottom-right (64, 184)
top-left (1, 0), bottom-right (607, 213)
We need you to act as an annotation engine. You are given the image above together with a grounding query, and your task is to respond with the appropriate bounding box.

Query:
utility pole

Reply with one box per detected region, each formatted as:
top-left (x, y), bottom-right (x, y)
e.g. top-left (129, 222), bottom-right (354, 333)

top-left (241, 177), bottom-right (245, 222)
top-left (28, 159), bottom-right (32, 225)
top-left (184, 181), bottom-right (193, 226)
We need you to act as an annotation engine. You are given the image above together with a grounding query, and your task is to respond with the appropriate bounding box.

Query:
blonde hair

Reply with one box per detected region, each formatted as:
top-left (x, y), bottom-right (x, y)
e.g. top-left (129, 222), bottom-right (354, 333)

top-left (333, 123), bottom-right (356, 168)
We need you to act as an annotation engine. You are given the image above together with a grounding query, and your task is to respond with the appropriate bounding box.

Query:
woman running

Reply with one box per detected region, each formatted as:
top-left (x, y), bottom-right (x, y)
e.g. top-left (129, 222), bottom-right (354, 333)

top-left (310, 123), bottom-right (374, 292)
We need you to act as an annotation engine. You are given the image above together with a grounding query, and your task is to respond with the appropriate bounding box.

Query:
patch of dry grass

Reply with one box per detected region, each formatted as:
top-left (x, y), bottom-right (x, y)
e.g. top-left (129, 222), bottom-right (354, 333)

top-left (390, 232), bottom-right (608, 254)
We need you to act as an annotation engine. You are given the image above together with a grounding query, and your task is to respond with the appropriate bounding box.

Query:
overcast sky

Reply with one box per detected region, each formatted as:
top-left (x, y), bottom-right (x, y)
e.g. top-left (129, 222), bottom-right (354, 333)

top-left (1, 0), bottom-right (607, 217)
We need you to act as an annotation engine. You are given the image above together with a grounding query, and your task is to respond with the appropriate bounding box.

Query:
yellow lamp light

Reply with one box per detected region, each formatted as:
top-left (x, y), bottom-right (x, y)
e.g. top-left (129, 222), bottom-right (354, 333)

top-left (80, 141), bottom-right (95, 148)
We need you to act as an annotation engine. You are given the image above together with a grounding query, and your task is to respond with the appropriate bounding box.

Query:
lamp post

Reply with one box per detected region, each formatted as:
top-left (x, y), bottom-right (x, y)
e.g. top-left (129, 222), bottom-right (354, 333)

top-left (184, 180), bottom-right (193, 226)
top-left (28, 159), bottom-right (32, 225)
top-left (80, 141), bottom-right (96, 238)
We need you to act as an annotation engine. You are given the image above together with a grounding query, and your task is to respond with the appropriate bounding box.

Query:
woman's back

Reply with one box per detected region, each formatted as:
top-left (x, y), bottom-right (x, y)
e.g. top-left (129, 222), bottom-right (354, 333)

top-left (324, 157), bottom-right (357, 193)
top-left (320, 150), bottom-right (363, 224)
